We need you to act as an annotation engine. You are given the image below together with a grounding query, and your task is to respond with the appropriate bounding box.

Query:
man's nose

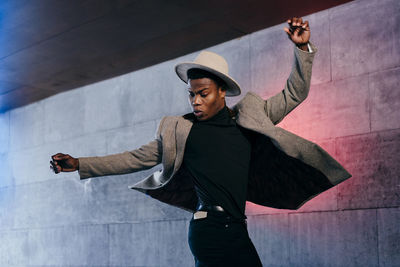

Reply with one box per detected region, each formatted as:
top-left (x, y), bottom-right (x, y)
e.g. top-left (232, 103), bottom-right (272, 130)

top-left (192, 95), bottom-right (201, 105)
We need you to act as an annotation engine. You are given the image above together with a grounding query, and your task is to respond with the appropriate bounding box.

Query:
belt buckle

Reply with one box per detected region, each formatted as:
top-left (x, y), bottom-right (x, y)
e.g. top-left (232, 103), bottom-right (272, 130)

top-left (193, 211), bottom-right (208, 220)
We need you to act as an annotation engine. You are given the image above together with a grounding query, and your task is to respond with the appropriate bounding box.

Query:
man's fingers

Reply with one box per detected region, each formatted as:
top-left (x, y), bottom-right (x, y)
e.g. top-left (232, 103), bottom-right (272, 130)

top-left (50, 165), bottom-right (58, 173)
top-left (52, 152), bottom-right (67, 159)
top-left (291, 17), bottom-right (297, 26)
top-left (294, 27), bottom-right (305, 36)
top-left (288, 19), bottom-right (300, 33)
top-left (286, 17), bottom-right (309, 34)
top-left (51, 153), bottom-right (70, 161)
top-left (52, 166), bottom-right (60, 174)
top-left (50, 161), bottom-right (60, 174)
top-left (285, 16), bottom-right (311, 45)
top-left (298, 17), bottom-right (303, 25)
top-left (296, 17), bottom-right (303, 26)
top-left (285, 26), bottom-right (301, 39)
top-left (287, 17), bottom-right (308, 28)
top-left (52, 152), bottom-right (64, 158)
top-left (284, 28), bottom-right (294, 41)
top-left (59, 154), bottom-right (70, 160)
top-left (302, 20), bottom-right (309, 30)
top-left (50, 160), bottom-right (58, 168)
top-left (291, 17), bottom-right (299, 26)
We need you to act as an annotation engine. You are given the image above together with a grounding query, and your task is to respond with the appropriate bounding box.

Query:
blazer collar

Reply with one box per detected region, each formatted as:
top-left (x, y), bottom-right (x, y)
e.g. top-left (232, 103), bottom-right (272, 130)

top-left (173, 116), bottom-right (193, 172)
top-left (182, 107), bottom-right (237, 122)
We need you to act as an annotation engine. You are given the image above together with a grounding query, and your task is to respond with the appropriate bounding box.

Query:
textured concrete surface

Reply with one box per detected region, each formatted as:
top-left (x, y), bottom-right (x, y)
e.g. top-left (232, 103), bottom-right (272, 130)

top-left (1, 0), bottom-right (399, 266)
top-left (250, 23), bottom-right (294, 99)
top-left (109, 220), bottom-right (192, 266)
top-left (377, 208), bottom-right (400, 266)
top-left (278, 74), bottom-right (370, 141)
top-left (105, 120), bottom-right (158, 154)
top-left (370, 67), bottom-right (400, 132)
top-left (10, 101), bottom-right (45, 151)
top-left (28, 224), bottom-right (109, 266)
top-left (304, 9), bottom-right (332, 85)
top-left (0, 187), bottom-right (15, 229)
top-left (336, 129), bottom-right (400, 209)
top-left (0, 153), bottom-right (12, 188)
top-left (115, 59), bottom-right (192, 126)
top-left (330, 0), bottom-right (400, 80)
top-left (0, 230), bottom-right (29, 266)
top-left (289, 209), bottom-right (378, 267)
top-left (247, 214), bottom-right (290, 266)
top-left (0, 112), bottom-right (9, 154)
top-left (44, 89), bottom-right (86, 143)
top-left (289, 211), bottom-right (341, 266)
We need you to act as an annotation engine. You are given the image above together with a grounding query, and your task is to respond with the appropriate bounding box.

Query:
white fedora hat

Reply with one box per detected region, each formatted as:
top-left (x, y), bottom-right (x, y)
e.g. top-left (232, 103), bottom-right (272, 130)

top-left (175, 51), bottom-right (241, 96)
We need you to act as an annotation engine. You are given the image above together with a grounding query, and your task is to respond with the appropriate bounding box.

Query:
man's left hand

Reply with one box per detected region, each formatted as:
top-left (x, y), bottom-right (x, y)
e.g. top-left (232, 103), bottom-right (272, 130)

top-left (284, 17), bottom-right (310, 51)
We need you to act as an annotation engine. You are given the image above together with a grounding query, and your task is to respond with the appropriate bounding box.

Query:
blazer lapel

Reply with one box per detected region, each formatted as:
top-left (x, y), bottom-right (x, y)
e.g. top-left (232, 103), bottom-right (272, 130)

top-left (173, 116), bottom-right (193, 173)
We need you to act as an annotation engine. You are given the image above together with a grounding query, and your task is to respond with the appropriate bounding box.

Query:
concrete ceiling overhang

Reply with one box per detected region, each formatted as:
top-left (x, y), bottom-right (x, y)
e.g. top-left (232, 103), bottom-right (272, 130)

top-left (0, 0), bottom-right (353, 112)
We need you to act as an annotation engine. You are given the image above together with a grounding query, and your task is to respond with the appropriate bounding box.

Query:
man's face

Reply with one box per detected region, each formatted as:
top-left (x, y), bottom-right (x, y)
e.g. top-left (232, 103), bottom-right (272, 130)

top-left (187, 78), bottom-right (226, 121)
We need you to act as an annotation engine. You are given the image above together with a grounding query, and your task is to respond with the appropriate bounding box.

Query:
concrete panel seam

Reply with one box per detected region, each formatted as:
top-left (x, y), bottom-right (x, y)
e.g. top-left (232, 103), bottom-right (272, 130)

top-left (252, 209), bottom-right (342, 217)
top-left (106, 218), bottom-right (190, 226)
top-left (327, 64), bottom-right (400, 85)
top-left (249, 207), bottom-right (400, 219)
top-left (309, 79), bottom-right (333, 87)
top-left (326, 70), bottom-right (371, 83)
top-left (328, 7), bottom-right (333, 83)
top-left (336, 206), bottom-right (400, 212)
top-left (368, 70), bottom-right (372, 133)
top-left (7, 111), bottom-right (10, 153)
top-left (0, 184), bottom-right (13, 191)
top-left (0, 217), bottom-right (190, 232)
top-left (368, 65), bottom-right (400, 76)
top-left (0, 176), bottom-right (80, 194)
top-left (375, 208), bottom-right (380, 267)
top-left (107, 223), bottom-right (111, 267)
top-left (334, 127), bottom-right (400, 142)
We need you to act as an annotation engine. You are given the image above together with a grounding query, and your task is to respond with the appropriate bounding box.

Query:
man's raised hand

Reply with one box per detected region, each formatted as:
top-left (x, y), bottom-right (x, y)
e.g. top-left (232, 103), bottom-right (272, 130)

top-left (50, 153), bottom-right (79, 174)
top-left (284, 17), bottom-right (310, 50)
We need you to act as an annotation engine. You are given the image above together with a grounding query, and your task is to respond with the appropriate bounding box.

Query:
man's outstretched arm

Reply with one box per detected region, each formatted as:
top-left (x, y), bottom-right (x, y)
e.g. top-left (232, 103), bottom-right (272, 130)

top-left (50, 117), bottom-right (165, 179)
top-left (264, 17), bottom-right (316, 125)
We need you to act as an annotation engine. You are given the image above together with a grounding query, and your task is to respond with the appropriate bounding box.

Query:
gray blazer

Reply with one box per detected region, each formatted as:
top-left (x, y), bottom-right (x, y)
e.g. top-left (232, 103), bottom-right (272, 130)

top-left (78, 43), bottom-right (352, 212)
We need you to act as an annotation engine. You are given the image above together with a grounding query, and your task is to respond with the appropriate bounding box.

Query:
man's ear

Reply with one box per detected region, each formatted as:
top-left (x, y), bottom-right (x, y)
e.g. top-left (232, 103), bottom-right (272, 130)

top-left (219, 87), bottom-right (226, 98)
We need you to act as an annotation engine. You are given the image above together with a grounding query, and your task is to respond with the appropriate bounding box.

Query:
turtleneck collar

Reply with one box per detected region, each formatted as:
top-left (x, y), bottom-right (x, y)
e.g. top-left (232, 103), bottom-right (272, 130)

top-left (194, 105), bottom-right (235, 126)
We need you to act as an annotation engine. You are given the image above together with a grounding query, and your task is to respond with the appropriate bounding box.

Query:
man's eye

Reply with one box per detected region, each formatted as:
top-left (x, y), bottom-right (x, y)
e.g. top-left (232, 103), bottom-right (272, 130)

top-left (188, 92), bottom-right (195, 97)
top-left (200, 94), bottom-right (207, 97)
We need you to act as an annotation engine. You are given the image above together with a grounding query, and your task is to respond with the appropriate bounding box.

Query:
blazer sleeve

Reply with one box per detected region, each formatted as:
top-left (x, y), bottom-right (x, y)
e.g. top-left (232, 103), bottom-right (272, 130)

top-left (78, 117), bottom-right (165, 179)
top-left (264, 42), bottom-right (317, 125)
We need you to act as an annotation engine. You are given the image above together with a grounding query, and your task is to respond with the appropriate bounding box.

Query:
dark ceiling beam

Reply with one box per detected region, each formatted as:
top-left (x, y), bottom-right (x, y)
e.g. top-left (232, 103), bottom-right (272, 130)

top-left (0, 0), bottom-right (353, 112)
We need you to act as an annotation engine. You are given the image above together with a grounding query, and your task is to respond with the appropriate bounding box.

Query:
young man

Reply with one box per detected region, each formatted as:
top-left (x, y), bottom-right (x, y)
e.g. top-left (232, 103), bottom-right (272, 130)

top-left (51, 17), bottom-right (351, 266)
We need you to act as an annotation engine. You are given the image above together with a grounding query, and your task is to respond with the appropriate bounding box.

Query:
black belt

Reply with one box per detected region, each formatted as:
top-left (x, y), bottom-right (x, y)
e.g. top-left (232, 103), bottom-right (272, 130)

top-left (196, 204), bottom-right (225, 212)
top-left (194, 204), bottom-right (247, 226)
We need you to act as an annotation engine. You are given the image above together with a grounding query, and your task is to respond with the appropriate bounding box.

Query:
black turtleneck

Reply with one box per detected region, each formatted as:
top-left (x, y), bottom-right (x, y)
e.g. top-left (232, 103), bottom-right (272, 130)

top-left (183, 105), bottom-right (251, 219)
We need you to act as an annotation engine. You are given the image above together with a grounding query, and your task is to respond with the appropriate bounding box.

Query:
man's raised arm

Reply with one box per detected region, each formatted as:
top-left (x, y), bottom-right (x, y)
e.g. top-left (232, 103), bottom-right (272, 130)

top-left (264, 17), bottom-right (317, 125)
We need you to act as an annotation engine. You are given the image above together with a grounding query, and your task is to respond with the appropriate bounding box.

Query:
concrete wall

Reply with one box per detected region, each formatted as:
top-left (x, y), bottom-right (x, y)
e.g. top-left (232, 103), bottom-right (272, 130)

top-left (1, 0), bottom-right (399, 266)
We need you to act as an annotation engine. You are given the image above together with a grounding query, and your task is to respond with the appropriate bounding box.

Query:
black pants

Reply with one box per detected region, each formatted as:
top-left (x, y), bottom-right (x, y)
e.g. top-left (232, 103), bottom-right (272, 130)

top-left (188, 210), bottom-right (263, 267)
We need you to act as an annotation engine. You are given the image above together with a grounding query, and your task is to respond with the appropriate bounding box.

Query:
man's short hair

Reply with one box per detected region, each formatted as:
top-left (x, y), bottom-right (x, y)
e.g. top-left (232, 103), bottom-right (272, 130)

top-left (187, 68), bottom-right (227, 91)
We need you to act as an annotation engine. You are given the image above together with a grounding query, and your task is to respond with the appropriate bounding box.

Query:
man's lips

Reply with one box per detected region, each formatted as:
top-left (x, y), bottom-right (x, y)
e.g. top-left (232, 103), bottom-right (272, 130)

top-left (193, 110), bottom-right (203, 116)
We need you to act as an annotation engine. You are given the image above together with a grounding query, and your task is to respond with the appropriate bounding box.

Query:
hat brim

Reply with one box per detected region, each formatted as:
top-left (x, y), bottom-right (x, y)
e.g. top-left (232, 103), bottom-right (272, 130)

top-left (175, 62), bottom-right (241, 96)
